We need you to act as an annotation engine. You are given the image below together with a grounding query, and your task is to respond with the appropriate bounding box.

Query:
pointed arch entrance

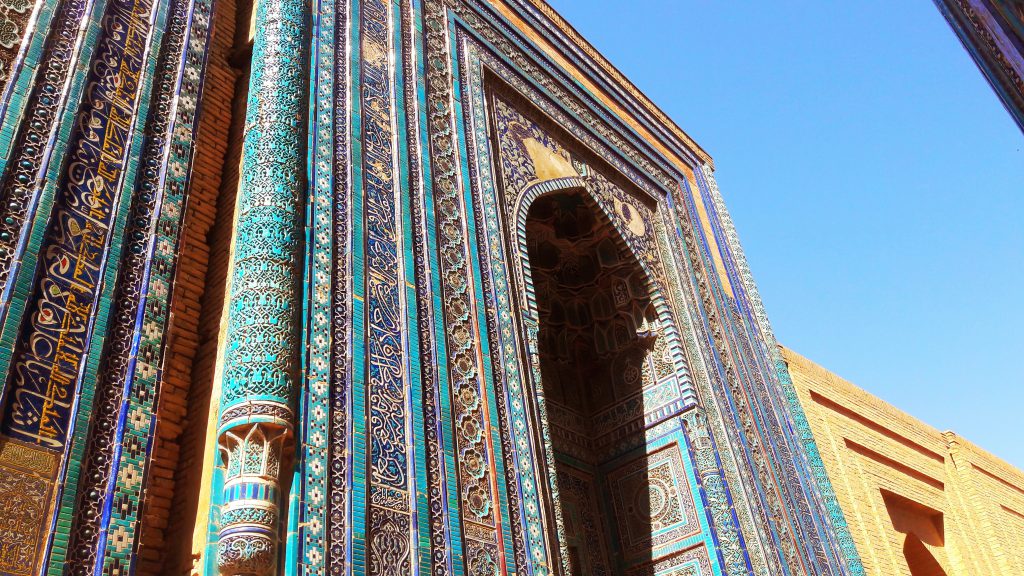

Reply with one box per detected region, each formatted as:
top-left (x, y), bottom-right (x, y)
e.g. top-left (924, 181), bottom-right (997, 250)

top-left (516, 184), bottom-right (700, 576)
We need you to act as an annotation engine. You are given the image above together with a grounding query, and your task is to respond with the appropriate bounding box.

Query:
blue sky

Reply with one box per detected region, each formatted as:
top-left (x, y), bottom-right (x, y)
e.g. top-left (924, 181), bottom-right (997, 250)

top-left (547, 0), bottom-right (1024, 468)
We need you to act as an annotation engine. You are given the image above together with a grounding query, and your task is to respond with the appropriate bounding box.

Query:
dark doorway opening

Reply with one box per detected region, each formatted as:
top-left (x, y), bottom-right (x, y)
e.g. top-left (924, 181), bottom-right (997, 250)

top-left (526, 191), bottom-right (661, 575)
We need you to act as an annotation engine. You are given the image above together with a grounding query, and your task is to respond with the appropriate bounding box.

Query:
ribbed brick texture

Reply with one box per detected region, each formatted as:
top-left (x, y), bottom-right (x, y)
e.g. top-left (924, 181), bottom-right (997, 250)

top-left (135, 0), bottom-right (250, 572)
top-left (785, 346), bottom-right (1024, 576)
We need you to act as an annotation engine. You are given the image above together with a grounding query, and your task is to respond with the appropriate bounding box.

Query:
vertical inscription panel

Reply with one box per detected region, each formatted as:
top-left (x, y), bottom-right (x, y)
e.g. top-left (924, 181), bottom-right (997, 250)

top-left (359, 0), bottom-right (415, 572)
top-left (2, 0), bottom-right (158, 450)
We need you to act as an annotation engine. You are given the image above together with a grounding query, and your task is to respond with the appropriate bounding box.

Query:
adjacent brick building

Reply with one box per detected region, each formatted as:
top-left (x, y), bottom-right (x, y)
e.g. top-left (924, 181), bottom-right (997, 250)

top-left (785, 347), bottom-right (1024, 575)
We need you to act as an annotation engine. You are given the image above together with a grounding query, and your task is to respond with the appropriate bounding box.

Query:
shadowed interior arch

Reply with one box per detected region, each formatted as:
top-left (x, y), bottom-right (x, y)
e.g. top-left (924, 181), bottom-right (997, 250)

top-left (526, 189), bottom-right (669, 575)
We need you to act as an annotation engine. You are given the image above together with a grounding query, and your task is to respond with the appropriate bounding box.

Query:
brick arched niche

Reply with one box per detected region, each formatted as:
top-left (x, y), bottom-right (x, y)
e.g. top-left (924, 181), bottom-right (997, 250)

top-left (513, 180), bottom-right (699, 576)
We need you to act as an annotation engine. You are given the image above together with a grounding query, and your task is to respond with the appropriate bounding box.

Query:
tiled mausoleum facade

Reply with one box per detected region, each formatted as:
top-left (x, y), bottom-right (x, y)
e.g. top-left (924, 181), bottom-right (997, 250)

top-left (0, 0), bottom-right (868, 574)
top-left (934, 0), bottom-right (1024, 132)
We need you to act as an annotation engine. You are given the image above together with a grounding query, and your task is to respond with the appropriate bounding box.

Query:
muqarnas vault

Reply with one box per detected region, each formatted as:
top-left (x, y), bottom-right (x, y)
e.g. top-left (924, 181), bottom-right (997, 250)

top-left (0, 0), bottom-right (864, 574)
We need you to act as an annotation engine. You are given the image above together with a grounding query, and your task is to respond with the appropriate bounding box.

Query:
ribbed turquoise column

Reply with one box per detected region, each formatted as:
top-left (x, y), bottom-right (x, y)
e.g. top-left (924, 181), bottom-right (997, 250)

top-left (214, 0), bottom-right (308, 570)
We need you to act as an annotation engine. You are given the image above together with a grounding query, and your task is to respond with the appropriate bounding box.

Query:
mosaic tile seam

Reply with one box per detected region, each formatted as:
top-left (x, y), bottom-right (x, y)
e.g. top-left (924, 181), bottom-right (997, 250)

top-left (674, 180), bottom-right (794, 573)
top-left (422, 7), bottom-right (511, 576)
top-left (682, 169), bottom-right (847, 574)
top-left (56, 0), bottom-right (170, 566)
top-left (396, 3), bottom-right (436, 570)
top-left (402, 6), bottom-right (439, 566)
top-left (659, 282), bottom-right (770, 573)
top-left (77, 0), bottom-right (219, 571)
top-left (684, 254), bottom-right (810, 572)
top-left (342, 0), bottom-right (366, 569)
top-left (684, 171), bottom-right (830, 572)
top-left (696, 163), bottom-right (856, 565)
top-left (405, 2), bottom-right (466, 576)
top-left (355, 0), bottom-right (420, 572)
top-left (391, 0), bottom-right (427, 568)
top-left (436, 27), bottom-right (511, 576)
top-left (652, 218), bottom-right (756, 576)
top-left (462, 42), bottom-right (552, 576)
top-left (454, 66), bottom-right (520, 576)
top-left (325, 0), bottom-right (353, 572)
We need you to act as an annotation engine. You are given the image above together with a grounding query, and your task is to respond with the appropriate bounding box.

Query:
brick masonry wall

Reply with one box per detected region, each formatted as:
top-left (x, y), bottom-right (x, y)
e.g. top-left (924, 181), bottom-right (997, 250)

top-left (784, 346), bottom-right (1024, 575)
top-left (134, 0), bottom-right (250, 571)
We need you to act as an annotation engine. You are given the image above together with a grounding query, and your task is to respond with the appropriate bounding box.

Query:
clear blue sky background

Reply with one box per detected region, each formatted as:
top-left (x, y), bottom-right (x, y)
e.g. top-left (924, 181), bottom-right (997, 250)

top-left (547, 0), bottom-right (1024, 468)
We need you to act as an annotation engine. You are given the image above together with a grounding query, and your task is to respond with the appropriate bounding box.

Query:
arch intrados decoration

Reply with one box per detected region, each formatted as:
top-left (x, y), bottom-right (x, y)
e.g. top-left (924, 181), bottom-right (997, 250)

top-left (512, 175), bottom-right (665, 325)
top-left (512, 174), bottom-right (697, 576)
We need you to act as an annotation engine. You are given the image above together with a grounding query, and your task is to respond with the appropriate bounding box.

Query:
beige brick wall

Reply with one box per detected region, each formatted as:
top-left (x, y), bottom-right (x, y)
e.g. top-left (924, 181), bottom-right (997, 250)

top-left (784, 346), bottom-right (1024, 575)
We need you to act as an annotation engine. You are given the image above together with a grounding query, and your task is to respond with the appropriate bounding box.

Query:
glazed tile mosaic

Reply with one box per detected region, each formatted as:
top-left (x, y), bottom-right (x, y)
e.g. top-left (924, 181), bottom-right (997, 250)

top-left (0, 0), bottom-right (866, 574)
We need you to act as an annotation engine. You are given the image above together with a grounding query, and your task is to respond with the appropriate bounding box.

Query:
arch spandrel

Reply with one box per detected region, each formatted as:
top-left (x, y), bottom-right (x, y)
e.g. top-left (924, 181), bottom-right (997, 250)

top-left (491, 92), bottom-right (672, 310)
top-left (478, 76), bottom-right (724, 575)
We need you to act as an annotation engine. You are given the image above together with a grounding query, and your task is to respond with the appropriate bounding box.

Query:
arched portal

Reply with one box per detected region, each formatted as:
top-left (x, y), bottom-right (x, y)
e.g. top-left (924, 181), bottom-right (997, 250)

top-left (524, 189), bottom-right (672, 575)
